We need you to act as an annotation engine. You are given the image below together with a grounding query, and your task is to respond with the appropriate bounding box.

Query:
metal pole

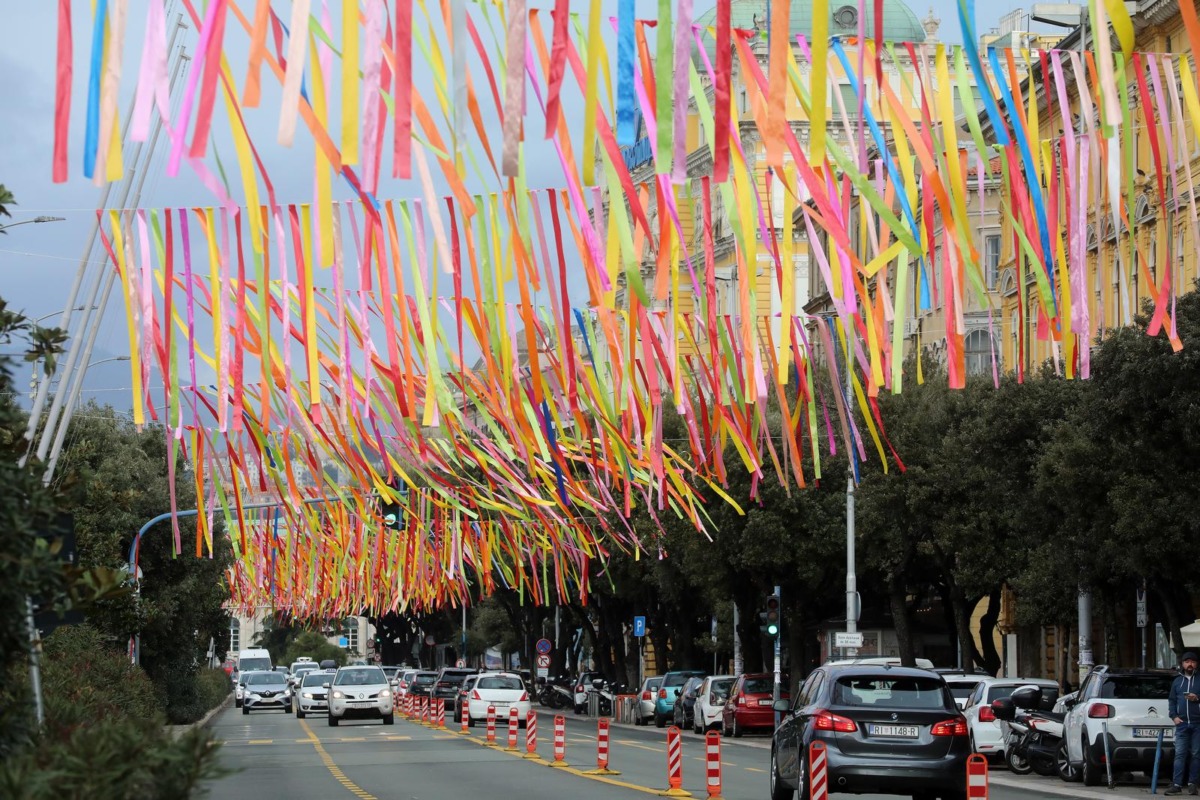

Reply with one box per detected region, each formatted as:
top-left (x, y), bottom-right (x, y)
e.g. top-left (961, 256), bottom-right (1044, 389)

top-left (462, 603), bottom-right (467, 666)
top-left (845, 321), bottom-right (858, 659)
top-left (1078, 588), bottom-right (1093, 683)
top-left (773, 584), bottom-right (782, 728)
top-left (23, 15), bottom-right (187, 460)
top-left (25, 598), bottom-right (44, 725)
top-left (733, 603), bottom-right (742, 676)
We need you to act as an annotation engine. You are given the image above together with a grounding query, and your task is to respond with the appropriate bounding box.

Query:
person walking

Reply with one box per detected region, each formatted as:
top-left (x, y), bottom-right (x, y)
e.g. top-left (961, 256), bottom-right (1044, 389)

top-left (1167, 651), bottom-right (1200, 795)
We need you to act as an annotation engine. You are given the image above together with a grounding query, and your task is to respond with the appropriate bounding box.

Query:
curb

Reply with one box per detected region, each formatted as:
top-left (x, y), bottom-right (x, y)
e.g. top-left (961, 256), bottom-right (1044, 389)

top-left (165, 692), bottom-right (232, 739)
top-left (986, 771), bottom-right (1154, 798)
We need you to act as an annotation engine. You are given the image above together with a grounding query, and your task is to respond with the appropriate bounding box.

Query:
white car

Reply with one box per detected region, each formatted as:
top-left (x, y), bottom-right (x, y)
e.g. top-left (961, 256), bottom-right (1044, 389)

top-left (294, 669), bottom-right (334, 718)
top-left (964, 677), bottom-right (1059, 757)
top-left (242, 671), bottom-right (292, 714)
top-left (944, 676), bottom-right (985, 710)
top-left (634, 676), bottom-right (664, 726)
top-left (327, 666), bottom-right (395, 726)
top-left (464, 672), bottom-right (530, 727)
top-left (692, 675), bottom-right (734, 733)
top-left (288, 658), bottom-right (318, 689)
top-left (1063, 666), bottom-right (1176, 786)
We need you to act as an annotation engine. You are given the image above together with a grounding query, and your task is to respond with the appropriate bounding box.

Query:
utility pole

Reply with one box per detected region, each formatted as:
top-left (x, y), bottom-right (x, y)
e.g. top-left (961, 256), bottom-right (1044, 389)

top-left (773, 586), bottom-right (782, 727)
top-left (844, 319), bottom-right (859, 658)
top-left (733, 603), bottom-right (743, 676)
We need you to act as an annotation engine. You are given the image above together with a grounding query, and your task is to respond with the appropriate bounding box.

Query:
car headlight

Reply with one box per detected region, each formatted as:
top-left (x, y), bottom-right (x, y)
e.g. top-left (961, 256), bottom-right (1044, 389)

top-left (303, 692), bottom-right (315, 699)
top-left (332, 691), bottom-right (344, 699)
top-left (380, 689), bottom-right (391, 698)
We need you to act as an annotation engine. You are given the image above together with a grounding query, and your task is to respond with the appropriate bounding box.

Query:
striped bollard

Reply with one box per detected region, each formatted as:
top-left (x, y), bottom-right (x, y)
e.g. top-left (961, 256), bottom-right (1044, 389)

top-left (524, 710), bottom-right (542, 759)
top-left (506, 706), bottom-right (520, 751)
top-left (435, 697), bottom-right (446, 728)
top-left (660, 726), bottom-right (691, 797)
top-left (705, 730), bottom-right (723, 799)
top-left (810, 740), bottom-right (829, 800)
top-left (422, 695), bottom-right (431, 725)
top-left (484, 704), bottom-right (498, 746)
top-left (966, 753), bottom-right (989, 799)
top-left (549, 714), bottom-right (569, 767)
top-left (583, 717), bottom-right (620, 775)
top-left (405, 695), bottom-right (413, 718)
top-left (458, 697), bottom-right (471, 734)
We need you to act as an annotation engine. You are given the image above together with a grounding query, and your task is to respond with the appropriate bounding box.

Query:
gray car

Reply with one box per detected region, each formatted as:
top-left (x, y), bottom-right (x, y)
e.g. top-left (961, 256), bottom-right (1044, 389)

top-left (634, 676), bottom-right (664, 725)
top-left (770, 665), bottom-right (970, 800)
top-left (242, 671), bottom-right (291, 714)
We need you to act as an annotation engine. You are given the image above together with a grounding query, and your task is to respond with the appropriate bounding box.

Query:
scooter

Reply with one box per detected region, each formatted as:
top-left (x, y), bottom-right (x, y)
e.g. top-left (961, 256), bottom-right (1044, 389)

top-left (993, 686), bottom-right (1065, 779)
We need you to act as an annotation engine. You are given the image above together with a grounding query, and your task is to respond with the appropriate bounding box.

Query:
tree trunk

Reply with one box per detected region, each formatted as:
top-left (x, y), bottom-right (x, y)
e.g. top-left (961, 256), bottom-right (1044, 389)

top-left (888, 571), bottom-right (916, 667)
top-left (977, 587), bottom-right (1002, 676)
top-left (1153, 584), bottom-right (1186, 657)
top-left (949, 587), bottom-right (975, 671)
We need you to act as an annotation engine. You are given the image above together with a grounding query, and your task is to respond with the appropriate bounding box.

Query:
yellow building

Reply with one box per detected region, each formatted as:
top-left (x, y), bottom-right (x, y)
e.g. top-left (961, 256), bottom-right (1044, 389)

top-left (997, 0), bottom-right (1200, 374)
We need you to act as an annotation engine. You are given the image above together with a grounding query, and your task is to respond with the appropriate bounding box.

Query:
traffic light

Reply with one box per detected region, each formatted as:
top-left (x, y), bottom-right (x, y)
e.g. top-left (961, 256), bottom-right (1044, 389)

top-left (763, 595), bottom-right (781, 637)
top-left (379, 478), bottom-right (402, 529)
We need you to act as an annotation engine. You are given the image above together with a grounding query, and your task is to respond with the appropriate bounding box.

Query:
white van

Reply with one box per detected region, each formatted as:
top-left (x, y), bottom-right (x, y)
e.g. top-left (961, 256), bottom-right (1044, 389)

top-left (238, 648), bottom-right (273, 674)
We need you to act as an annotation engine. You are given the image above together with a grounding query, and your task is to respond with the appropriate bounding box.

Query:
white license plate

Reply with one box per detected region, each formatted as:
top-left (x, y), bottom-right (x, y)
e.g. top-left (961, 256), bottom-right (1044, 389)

top-left (758, 699), bottom-right (773, 706)
top-left (492, 701), bottom-right (509, 706)
top-left (1134, 728), bottom-right (1173, 738)
top-left (868, 724), bottom-right (919, 738)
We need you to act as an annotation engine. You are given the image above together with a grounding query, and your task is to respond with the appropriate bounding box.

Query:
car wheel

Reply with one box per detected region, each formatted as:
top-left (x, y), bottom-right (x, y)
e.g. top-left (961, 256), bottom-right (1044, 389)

top-left (297, 707), bottom-right (306, 719)
top-left (732, 717), bottom-right (742, 738)
top-left (770, 746), bottom-right (795, 800)
top-left (655, 713), bottom-right (666, 729)
top-left (1081, 736), bottom-right (1102, 786)
top-left (328, 714), bottom-right (340, 727)
top-left (235, 699), bottom-right (242, 708)
top-left (383, 713), bottom-right (395, 725)
top-left (467, 713), bottom-right (476, 728)
top-left (694, 714), bottom-right (703, 735)
top-left (634, 714), bottom-right (644, 726)
top-left (1056, 742), bottom-right (1080, 782)
top-left (574, 704), bottom-right (583, 715)
top-left (1004, 746), bottom-right (1033, 775)
top-left (242, 705), bottom-right (250, 715)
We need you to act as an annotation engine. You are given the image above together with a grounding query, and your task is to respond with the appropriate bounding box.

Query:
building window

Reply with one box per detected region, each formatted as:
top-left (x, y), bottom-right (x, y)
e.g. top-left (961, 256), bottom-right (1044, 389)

top-left (343, 618), bottom-right (359, 653)
top-left (964, 329), bottom-right (997, 377)
top-left (229, 618), bottom-right (241, 654)
top-left (985, 234), bottom-right (1001, 289)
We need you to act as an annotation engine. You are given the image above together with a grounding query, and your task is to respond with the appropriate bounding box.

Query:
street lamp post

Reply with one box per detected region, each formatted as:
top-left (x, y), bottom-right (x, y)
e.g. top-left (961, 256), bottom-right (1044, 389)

top-left (0, 216), bottom-right (66, 232)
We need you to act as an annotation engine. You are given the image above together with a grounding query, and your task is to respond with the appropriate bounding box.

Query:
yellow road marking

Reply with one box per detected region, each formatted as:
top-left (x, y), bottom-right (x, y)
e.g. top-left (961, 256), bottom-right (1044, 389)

top-left (614, 739), bottom-right (663, 753)
top-left (247, 739), bottom-right (273, 745)
top-left (745, 767), bottom-right (766, 773)
top-left (298, 719), bottom-right (380, 800)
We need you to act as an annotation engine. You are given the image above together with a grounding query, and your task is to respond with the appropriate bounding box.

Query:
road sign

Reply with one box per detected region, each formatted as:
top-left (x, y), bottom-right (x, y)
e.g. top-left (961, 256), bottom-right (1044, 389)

top-left (834, 632), bottom-right (863, 649)
top-left (536, 638), bottom-right (552, 655)
top-left (338, 636), bottom-right (348, 647)
top-left (536, 654), bottom-right (551, 668)
top-left (633, 616), bottom-right (646, 637)
top-left (456, 659), bottom-right (466, 668)
top-left (424, 634), bottom-right (435, 646)
top-left (1137, 589), bottom-right (1148, 628)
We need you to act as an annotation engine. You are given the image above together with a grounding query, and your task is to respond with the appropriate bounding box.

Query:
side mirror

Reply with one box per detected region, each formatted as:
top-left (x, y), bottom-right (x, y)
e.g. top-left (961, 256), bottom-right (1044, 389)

top-left (322, 682), bottom-right (331, 689)
top-left (772, 699), bottom-right (790, 713)
top-left (592, 679), bottom-right (605, 689)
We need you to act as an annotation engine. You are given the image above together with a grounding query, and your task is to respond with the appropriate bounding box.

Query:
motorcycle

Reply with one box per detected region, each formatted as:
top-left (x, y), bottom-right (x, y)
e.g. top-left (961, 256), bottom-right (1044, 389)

top-left (590, 678), bottom-right (627, 717)
top-left (537, 674), bottom-right (574, 710)
top-left (993, 686), bottom-right (1066, 779)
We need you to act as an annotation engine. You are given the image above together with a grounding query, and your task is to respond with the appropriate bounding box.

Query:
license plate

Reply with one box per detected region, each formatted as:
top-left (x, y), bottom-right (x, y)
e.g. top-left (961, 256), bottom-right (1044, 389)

top-left (868, 724), bottom-right (919, 738)
top-left (1134, 728), bottom-right (1173, 738)
top-left (492, 701), bottom-right (509, 706)
top-left (758, 699), bottom-right (773, 706)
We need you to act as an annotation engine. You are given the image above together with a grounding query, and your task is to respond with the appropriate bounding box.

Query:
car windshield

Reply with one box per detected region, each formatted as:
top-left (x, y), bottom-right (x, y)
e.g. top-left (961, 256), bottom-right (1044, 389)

top-left (1101, 675), bottom-right (1173, 699)
top-left (835, 676), bottom-right (948, 708)
top-left (414, 673), bottom-right (437, 685)
top-left (240, 657), bottom-right (272, 672)
top-left (664, 673), bottom-right (701, 688)
top-left (293, 664), bottom-right (316, 674)
top-left (645, 677), bottom-right (663, 691)
top-left (382, 667), bottom-right (399, 678)
top-left (439, 672), bottom-right (472, 685)
top-left (302, 672), bottom-right (330, 687)
top-left (947, 681), bottom-right (981, 700)
top-left (477, 676), bottom-right (523, 690)
top-left (742, 677), bottom-right (774, 694)
top-left (248, 672), bottom-right (285, 686)
top-left (335, 668), bottom-right (387, 686)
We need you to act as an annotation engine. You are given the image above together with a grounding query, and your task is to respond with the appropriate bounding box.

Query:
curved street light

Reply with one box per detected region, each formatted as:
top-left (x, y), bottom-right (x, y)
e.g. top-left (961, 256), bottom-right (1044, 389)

top-left (0, 215), bottom-right (66, 232)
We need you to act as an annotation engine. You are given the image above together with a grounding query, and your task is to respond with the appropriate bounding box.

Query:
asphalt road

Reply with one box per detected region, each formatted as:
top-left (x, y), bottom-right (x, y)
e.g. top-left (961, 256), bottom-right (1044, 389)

top-left (203, 704), bottom-right (1110, 800)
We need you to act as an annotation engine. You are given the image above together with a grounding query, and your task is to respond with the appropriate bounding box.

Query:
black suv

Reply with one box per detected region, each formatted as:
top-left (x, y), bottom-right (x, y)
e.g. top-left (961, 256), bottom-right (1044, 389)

top-left (432, 667), bottom-right (476, 709)
top-left (770, 664), bottom-right (970, 800)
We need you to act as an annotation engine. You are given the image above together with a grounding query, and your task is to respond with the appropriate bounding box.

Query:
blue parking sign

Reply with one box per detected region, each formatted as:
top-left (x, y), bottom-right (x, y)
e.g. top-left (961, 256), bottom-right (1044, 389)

top-left (633, 616), bottom-right (646, 637)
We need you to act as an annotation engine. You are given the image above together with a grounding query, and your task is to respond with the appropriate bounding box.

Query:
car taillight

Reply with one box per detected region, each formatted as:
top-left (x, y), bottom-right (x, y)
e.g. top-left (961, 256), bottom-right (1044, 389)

top-left (659, 689), bottom-right (667, 699)
top-left (576, 686), bottom-right (583, 693)
top-left (472, 690), bottom-right (482, 700)
top-left (642, 691), bottom-right (651, 701)
top-left (519, 692), bottom-right (528, 702)
top-left (737, 695), bottom-right (745, 706)
top-left (1089, 703), bottom-right (1115, 719)
top-left (399, 681), bottom-right (408, 689)
top-left (979, 706), bottom-right (995, 722)
top-left (931, 717), bottom-right (969, 737)
top-left (813, 710), bottom-right (857, 733)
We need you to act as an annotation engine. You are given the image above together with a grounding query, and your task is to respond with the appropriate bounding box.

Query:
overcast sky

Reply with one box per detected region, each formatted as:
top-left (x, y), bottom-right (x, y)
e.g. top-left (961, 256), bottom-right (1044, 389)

top-left (0, 0), bottom-right (1033, 412)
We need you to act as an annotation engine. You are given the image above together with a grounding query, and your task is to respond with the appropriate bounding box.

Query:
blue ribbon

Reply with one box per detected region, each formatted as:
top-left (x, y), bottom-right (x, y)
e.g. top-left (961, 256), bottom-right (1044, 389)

top-left (616, 0), bottom-right (636, 145)
top-left (83, 0), bottom-right (108, 180)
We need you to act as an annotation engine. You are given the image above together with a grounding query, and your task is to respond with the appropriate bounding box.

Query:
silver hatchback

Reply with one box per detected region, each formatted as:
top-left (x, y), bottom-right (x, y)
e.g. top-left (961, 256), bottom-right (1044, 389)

top-left (242, 671), bottom-right (291, 714)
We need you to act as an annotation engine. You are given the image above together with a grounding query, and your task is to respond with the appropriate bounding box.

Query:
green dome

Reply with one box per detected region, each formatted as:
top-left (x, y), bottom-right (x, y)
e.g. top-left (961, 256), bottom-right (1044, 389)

top-left (693, 0), bottom-right (927, 67)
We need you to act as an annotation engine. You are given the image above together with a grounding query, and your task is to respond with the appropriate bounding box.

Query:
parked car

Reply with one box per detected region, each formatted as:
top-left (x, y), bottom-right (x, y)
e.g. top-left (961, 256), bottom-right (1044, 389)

top-left (294, 669), bottom-right (334, 718)
top-left (692, 675), bottom-right (735, 733)
top-left (634, 676), bottom-right (664, 726)
top-left (454, 674), bottom-right (480, 723)
top-left (381, 665), bottom-right (403, 689)
top-left (463, 672), bottom-right (530, 727)
top-left (573, 671), bottom-right (603, 714)
top-left (722, 672), bottom-right (788, 737)
top-left (963, 677), bottom-right (1059, 758)
top-left (407, 670), bottom-right (439, 698)
top-left (770, 664), bottom-right (970, 800)
top-left (1062, 666), bottom-right (1176, 787)
top-left (326, 665), bottom-right (394, 726)
top-left (654, 670), bottom-right (706, 728)
top-left (672, 677), bottom-right (705, 730)
top-left (938, 671), bottom-right (986, 710)
top-left (242, 670), bottom-right (291, 714)
top-left (432, 667), bottom-right (476, 711)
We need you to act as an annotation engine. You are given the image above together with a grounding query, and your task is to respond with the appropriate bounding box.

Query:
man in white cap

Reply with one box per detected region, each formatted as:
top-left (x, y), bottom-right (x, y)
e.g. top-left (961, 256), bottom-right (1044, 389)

top-left (1167, 651), bottom-right (1200, 795)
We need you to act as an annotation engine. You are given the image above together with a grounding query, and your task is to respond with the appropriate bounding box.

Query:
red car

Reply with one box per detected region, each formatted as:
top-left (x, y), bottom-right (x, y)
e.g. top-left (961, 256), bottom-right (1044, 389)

top-left (721, 673), bottom-right (788, 737)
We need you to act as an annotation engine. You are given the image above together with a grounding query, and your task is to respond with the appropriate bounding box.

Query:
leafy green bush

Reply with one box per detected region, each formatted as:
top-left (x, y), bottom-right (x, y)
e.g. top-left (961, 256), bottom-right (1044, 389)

top-left (195, 668), bottom-right (231, 715)
top-left (280, 630), bottom-right (349, 668)
top-left (40, 625), bottom-right (164, 729)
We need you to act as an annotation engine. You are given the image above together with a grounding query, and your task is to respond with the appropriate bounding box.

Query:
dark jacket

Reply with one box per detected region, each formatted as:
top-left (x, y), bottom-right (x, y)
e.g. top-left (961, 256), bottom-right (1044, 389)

top-left (1169, 673), bottom-right (1200, 723)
